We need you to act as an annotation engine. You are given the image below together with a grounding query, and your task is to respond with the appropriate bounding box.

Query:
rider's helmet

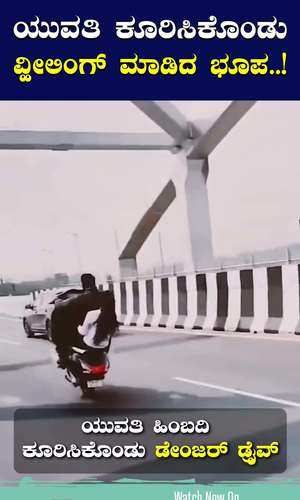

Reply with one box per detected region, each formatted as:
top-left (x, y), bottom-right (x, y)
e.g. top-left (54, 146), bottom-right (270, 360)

top-left (81, 273), bottom-right (97, 291)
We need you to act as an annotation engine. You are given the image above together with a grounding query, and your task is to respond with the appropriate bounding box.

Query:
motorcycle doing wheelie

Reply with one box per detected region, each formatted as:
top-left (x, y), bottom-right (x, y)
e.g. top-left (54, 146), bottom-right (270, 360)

top-left (51, 288), bottom-right (117, 396)
top-left (56, 308), bottom-right (115, 397)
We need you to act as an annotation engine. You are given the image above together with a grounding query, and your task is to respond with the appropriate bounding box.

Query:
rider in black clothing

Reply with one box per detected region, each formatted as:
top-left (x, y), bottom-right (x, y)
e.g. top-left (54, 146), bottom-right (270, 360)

top-left (51, 273), bottom-right (117, 368)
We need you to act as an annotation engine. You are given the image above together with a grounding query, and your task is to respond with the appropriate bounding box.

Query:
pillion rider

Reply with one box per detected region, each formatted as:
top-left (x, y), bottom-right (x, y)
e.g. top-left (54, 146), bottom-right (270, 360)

top-left (50, 273), bottom-right (118, 368)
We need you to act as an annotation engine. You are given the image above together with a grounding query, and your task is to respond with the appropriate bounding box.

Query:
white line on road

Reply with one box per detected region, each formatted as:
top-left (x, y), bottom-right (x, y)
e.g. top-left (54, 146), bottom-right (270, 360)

top-left (121, 326), bottom-right (300, 343)
top-left (0, 395), bottom-right (21, 405)
top-left (0, 316), bottom-right (21, 322)
top-left (0, 338), bottom-right (20, 346)
top-left (174, 376), bottom-right (300, 408)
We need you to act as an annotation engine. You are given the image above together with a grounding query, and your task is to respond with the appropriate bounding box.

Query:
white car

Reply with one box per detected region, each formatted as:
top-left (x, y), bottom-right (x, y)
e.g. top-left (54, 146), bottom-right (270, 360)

top-left (23, 286), bottom-right (81, 339)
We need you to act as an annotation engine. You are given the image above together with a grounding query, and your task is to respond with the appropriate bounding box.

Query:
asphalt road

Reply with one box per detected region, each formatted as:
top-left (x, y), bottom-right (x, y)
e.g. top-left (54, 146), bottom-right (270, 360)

top-left (1, 317), bottom-right (300, 483)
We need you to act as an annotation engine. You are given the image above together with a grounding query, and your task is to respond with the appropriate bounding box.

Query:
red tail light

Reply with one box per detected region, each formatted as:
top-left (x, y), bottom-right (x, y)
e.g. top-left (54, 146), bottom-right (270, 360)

top-left (89, 364), bottom-right (109, 376)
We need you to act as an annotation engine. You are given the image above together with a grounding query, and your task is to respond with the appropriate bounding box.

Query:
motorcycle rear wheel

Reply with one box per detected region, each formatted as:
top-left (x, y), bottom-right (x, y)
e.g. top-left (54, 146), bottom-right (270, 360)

top-left (81, 387), bottom-right (96, 398)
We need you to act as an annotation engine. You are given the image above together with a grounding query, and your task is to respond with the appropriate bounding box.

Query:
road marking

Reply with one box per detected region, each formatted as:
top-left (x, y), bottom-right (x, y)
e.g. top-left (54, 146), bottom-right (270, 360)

top-left (0, 316), bottom-right (21, 322)
top-left (0, 338), bottom-right (21, 346)
top-left (0, 395), bottom-right (21, 406)
top-left (174, 376), bottom-right (300, 409)
top-left (121, 326), bottom-right (300, 343)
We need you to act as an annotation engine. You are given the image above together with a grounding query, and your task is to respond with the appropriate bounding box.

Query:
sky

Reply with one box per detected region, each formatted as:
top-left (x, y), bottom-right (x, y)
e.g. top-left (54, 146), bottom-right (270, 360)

top-left (0, 100), bottom-right (299, 282)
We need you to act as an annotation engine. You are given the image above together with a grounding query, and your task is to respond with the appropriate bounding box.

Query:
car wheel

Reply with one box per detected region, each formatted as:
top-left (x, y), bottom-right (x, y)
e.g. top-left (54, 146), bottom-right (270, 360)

top-left (23, 320), bottom-right (34, 338)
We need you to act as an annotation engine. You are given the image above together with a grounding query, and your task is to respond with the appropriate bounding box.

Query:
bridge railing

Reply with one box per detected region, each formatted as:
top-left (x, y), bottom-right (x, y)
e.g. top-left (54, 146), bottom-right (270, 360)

top-left (102, 260), bottom-right (300, 336)
top-left (106, 254), bottom-right (300, 283)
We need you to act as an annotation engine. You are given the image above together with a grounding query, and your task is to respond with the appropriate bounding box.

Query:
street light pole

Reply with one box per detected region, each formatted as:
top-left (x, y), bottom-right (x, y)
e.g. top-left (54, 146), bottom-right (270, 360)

top-left (158, 231), bottom-right (165, 270)
top-left (114, 228), bottom-right (120, 256)
top-left (71, 232), bottom-right (83, 275)
top-left (41, 248), bottom-right (53, 277)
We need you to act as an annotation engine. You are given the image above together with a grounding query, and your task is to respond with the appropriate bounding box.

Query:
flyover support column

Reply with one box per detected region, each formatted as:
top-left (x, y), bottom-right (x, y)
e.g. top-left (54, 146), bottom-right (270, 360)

top-left (172, 155), bottom-right (214, 271)
top-left (119, 258), bottom-right (138, 278)
top-left (118, 180), bottom-right (176, 279)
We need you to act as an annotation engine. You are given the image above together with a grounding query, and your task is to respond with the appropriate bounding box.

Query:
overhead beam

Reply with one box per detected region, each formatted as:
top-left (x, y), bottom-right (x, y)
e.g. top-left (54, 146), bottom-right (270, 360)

top-left (189, 101), bottom-right (256, 159)
top-left (132, 101), bottom-right (191, 143)
top-left (0, 131), bottom-right (177, 151)
top-left (119, 180), bottom-right (176, 260)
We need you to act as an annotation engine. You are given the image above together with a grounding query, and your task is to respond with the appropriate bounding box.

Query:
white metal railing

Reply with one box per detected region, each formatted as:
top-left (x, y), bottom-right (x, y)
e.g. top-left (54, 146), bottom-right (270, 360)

top-left (104, 255), bottom-right (300, 283)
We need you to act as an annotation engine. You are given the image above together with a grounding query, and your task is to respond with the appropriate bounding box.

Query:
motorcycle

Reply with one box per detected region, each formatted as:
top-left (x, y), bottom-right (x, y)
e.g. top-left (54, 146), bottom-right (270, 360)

top-left (64, 345), bottom-right (110, 396)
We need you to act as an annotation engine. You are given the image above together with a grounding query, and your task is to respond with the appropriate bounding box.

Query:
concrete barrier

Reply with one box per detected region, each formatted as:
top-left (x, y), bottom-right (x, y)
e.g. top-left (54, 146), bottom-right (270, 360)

top-left (111, 263), bottom-right (300, 335)
top-left (29, 265), bottom-right (299, 336)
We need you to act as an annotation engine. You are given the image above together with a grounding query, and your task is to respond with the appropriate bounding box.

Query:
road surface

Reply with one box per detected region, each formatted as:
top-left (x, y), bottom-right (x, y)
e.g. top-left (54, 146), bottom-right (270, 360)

top-left (1, 316), bottom-right (300, 483)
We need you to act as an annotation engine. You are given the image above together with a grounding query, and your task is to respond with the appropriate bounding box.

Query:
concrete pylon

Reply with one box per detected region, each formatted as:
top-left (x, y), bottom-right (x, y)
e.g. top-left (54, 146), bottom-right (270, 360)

top-left (118, 154), bottom-right (214, 278)
top-left (119, 180), bottom-right (176, 278)
top-left (119, 258), bottom-right (138, 278)
top-left (171, 154), bottom-right (214, 272)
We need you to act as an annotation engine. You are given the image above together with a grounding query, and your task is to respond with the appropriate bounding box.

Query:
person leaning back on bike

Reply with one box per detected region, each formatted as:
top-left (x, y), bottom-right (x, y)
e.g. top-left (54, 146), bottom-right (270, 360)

top-left (50, 273), bottom-right (118, 369)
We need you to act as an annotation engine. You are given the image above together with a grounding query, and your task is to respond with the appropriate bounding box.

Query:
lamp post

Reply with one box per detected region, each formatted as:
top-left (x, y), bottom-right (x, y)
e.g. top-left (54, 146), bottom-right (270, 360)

top-left (71, 232), bottom-right (83, 276)
top-left (158, 231), bottom-right (165, 271)
top-left (41, 248), bottom-right (53, 277)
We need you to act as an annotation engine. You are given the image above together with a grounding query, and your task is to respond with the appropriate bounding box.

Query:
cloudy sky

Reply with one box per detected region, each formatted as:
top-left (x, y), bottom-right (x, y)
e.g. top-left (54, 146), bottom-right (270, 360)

top-left (0, 101), bottom-right (299, 281)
